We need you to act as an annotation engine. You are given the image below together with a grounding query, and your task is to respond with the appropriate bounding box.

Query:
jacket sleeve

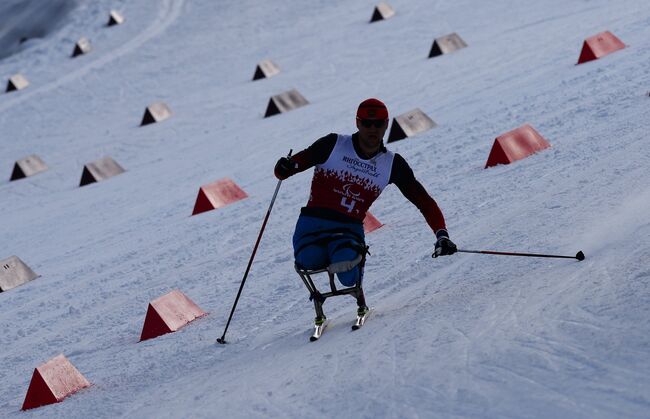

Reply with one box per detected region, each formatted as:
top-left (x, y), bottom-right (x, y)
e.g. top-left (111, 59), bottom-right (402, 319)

top-left (390, 153), bottom-right (448, 235)
top-left (275, 133), bottom-right (338, 178)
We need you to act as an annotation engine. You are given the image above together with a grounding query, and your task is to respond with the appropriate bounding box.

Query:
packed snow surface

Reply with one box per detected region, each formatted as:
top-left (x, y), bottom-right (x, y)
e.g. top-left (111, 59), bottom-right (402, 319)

top-left (0, 0), bottom-right (79, 60)
top-left (1, 0), bottom-right (649, 417)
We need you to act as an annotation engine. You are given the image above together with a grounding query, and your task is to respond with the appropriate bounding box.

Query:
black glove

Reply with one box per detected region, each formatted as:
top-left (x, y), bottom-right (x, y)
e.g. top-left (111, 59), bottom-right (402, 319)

top-left (433, 230), bottom-right (457, 258)
top-left (274, 157), bottom-right (294, 180)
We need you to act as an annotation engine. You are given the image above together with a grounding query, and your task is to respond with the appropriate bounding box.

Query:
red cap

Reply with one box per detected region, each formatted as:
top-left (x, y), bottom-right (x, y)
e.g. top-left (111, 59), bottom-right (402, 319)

top-left (356, 98), bottom-right (388, 120)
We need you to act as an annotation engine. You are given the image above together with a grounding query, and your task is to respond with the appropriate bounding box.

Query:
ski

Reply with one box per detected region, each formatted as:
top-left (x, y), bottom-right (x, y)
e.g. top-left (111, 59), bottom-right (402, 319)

top-left (310, 319), bottom-right (329, 341)
top-left (352, 307), bottom-right (372, 330)
top-left (308, 308), bottom-right (372, 340)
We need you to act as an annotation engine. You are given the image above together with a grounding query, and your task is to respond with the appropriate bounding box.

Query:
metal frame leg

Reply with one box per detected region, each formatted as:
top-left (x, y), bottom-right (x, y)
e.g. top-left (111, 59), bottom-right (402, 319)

top-left (296, 267), bottom-right (327, 322)
top-left (295, 262), bottom-right (367, 322)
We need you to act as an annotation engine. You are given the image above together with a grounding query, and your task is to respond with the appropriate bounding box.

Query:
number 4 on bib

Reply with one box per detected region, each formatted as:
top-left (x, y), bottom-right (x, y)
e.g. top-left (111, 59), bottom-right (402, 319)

top-left (340, 197), bottom-right (356, 213)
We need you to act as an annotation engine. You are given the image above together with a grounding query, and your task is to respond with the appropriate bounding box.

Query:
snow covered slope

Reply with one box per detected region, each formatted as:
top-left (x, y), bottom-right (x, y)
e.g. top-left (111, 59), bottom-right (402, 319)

top-left (0, 0), bottom-right (79, 60)
top-left (1, 0), bottom-right (649, 417)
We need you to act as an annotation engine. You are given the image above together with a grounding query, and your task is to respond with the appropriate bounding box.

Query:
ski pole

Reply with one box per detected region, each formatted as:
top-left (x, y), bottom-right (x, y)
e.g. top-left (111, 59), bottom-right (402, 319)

top-left (217, 150), bottom-right (292, 344)
top-left (456, 249), bottom-right (585, 261)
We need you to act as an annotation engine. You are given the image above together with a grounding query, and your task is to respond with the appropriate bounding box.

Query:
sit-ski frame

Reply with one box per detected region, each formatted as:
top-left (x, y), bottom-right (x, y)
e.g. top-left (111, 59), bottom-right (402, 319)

top-left (295, 263), bottom-right (366, 322)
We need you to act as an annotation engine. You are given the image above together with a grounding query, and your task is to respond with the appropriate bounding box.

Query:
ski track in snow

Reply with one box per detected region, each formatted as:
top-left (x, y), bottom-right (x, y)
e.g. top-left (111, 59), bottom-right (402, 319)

top-left (0, 0), bottom-right (184, 113)
top-left (1, 0), bottom-right (650, 418)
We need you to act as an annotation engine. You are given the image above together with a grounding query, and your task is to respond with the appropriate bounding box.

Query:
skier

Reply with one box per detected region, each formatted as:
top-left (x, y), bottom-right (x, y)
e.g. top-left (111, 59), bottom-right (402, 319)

top-left (274, 98), bottom-right (456, 337)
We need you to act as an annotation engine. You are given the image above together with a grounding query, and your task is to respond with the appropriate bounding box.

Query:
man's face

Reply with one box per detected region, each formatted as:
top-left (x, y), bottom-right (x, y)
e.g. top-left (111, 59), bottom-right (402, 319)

top-left (356, 118), bottom-right (388, 152)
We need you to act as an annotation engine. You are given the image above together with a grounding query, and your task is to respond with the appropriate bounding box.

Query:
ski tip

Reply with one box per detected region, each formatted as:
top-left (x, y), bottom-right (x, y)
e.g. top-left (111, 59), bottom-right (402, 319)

top-left (309, 336), bottom-right (319, 342)
top-left (576, 251), bottom-right (585, 261)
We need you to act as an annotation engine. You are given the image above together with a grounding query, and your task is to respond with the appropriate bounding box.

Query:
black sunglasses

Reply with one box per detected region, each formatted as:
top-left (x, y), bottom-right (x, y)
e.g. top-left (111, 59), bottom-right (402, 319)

top-left (358, 118), bottom-right (386, 128)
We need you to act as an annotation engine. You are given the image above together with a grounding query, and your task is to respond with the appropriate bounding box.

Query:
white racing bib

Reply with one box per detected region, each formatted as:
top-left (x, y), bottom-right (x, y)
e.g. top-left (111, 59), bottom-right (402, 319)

top-left (307, 135), bottom-right (394, 220)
